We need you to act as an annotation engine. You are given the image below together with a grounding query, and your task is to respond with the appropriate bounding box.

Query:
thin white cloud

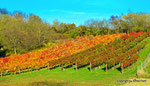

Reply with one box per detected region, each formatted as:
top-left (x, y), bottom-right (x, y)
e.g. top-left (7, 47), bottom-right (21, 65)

top-left (48, 9), bottom-right (85, 15)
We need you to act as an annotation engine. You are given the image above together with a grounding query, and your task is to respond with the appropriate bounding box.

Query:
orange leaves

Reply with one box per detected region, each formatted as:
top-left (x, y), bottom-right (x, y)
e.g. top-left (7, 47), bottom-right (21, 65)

top-left (0, 33), bottom-right (125, 73)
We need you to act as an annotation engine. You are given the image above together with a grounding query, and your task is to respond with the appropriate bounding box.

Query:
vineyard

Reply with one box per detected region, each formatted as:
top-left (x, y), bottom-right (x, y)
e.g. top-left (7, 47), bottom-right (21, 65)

top-left (0, 32), bottom-right (150, 77)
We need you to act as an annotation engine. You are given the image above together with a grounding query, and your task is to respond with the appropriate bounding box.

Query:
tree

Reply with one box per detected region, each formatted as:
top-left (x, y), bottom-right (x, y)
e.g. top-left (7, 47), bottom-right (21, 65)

top-left (0, 8), bottom-right (8, 14)
top-left (0, 13), bottom-right (54, 54)
top-left (109, 15), bottom-right (121, 33)
top-left (26, 14), bottom-right (53, 50)
top-left (85, 19), bottom-right (109, 35)
top-left (0, 14), bottom-right (27, 54)
top-left (121, 13), bottom-right (149, 33)
top-left (0, 43), bottom-right (7, 57)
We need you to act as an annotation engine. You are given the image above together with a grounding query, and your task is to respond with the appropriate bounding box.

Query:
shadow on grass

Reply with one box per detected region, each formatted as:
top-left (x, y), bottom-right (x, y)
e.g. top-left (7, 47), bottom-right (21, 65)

top-left (101, 66), bottom-right (113, 72)
top-left (64, 64), bottom-right (73, 69)
top-left (78, 64), bottom-right (89, 69)
top-left (29, 81), bottom-right (68, 86)
top-left (49, 65), bottom-right (59, 70)
top-left (101, 67), bottom-right (106, 72)
top-left (116, 67), bottom-right (121, 73)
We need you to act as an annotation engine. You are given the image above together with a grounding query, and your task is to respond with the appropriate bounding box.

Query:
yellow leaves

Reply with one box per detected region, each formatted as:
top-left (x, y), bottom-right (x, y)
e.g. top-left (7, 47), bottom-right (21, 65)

top-left (0, 33), bottom-right (126, 73)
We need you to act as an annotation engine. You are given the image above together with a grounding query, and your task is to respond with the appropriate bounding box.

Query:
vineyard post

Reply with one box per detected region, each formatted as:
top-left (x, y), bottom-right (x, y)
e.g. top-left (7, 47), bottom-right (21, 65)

top-left (14, 71), bottom-right (17, 75)
top-left (121, 63), bottom-right (123, 73)
top-left (76, 62), bottom-right (78, 72)
top-left (19, 69), bottom-right (21, 74)
top-left (1, 71), bottom-right (2, 77)
top-left (47, 62), bottom-right (49, 70)
top-left (98, 65), bottom-right (100, 69)
top-left (6, 70), bottom-right (8, 74)
top-left (90, 62), bottom-right (92, 72)
top-left (62, 64), bottom-right (63, 71)
top-left (106, 64), bottom-right (107, 72)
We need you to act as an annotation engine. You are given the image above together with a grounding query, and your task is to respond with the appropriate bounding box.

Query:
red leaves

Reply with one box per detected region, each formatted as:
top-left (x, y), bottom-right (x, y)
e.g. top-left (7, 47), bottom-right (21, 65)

top-left (0, 33), bottom-right (128, 73)
top-left (146, 31), bottom-right (150, 36)
top-left (122, 32), bottom-right (144, 40)
top-left (65, 44), bottom-right (70, 47)
top-left (122, 54), bottom-right (139, 68)
top-left (3, 58), bottom-right (9, 63)
top-left (78, 46), bottom-right (82, 49)
top-left (144, 41), bottom-right (147, 45)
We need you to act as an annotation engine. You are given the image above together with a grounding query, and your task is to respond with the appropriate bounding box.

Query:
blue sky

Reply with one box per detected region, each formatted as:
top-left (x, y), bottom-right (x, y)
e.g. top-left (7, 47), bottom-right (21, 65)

top-left (0, 0), bottom-right (150, 26)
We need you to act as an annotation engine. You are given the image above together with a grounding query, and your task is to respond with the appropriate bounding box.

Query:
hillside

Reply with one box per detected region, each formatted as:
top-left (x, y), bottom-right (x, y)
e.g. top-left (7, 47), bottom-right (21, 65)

top-left (0, 32), bottom-right (150, 86)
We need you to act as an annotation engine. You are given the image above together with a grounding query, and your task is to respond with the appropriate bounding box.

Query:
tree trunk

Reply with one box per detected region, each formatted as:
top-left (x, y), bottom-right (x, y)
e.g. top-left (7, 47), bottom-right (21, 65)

top-left (14, 48), bottom-right (17, 55)
top-left (38, 30), bottom-right (41, 45)
top-left (108, 29), bottom-right (110, 35)
top-left (90, 62), bottom-right (92, 72)
top-left (106, 64), bottom-right (107, 72)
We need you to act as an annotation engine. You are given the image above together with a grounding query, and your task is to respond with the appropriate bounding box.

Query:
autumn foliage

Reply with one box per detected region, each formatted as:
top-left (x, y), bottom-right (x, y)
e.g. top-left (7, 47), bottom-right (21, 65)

top-left (0, 32), bottom-right (149, 76)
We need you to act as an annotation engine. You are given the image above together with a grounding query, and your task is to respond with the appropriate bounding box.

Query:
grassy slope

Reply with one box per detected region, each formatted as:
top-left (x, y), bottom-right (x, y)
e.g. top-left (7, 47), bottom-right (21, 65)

top-left (145, 54), bottom-right (150, 73)
top-left (0, 37), bottom-right (150, 86)
top-left (146, 61), bottom-right (150, 73)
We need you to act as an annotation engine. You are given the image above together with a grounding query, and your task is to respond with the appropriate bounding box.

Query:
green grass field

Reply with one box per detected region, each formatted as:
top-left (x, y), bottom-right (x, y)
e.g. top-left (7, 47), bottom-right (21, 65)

top-left (0, 37), bottom-right (150, 86)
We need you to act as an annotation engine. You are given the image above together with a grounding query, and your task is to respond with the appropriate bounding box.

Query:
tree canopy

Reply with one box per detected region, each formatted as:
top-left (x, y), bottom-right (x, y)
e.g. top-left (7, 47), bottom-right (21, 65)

top-left (0, 8), bottom-right (150, 56)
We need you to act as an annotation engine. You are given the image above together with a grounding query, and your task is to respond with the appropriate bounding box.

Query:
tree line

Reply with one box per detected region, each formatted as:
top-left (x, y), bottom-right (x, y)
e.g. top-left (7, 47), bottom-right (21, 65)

top-left (0, 8), bottom-right (150, 56)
